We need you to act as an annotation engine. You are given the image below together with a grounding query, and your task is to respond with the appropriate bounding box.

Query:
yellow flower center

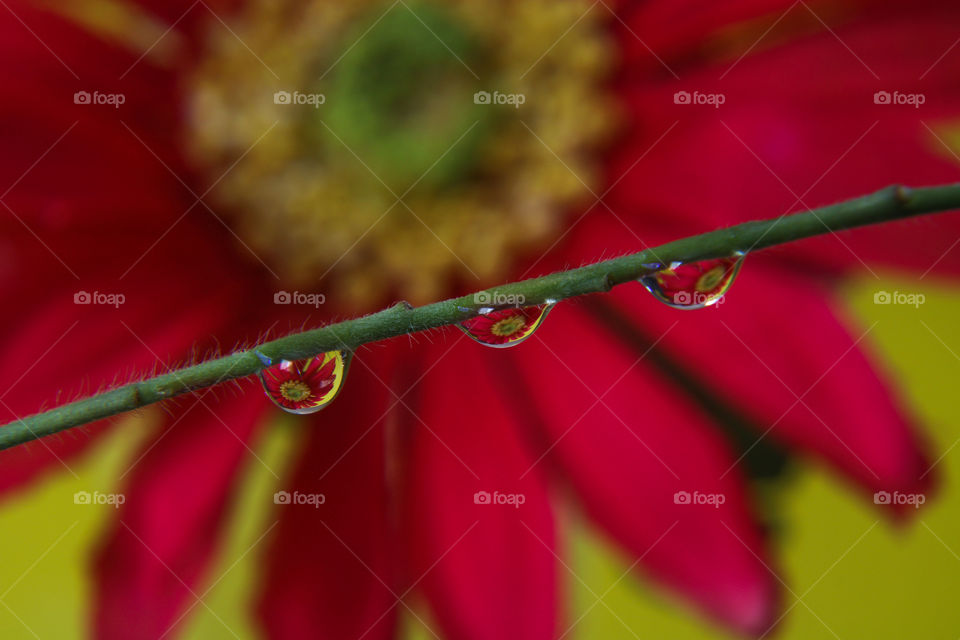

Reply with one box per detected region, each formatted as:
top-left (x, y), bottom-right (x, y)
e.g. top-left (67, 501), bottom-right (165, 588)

top-left (490, 315), bottom-right (527, 337)
top-left (279, 380), bottom-right (312, 402)
top-left (696, 265), bottom-right (728, 293)
top-left (186, 0), bottom-right (617, 308)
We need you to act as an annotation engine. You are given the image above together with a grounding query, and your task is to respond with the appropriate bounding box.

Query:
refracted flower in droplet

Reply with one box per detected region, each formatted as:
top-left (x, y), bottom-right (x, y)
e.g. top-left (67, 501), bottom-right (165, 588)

top-left (459, 304), bottom-right (554, 348)
top-left (259, 351), bottom-right (350, 414)
top-left (639, 254), bottom-right (745, 309)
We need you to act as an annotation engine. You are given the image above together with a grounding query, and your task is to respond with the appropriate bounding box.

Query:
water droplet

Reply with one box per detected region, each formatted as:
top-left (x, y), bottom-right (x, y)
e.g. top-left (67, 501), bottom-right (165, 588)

top-left (459, 304), bottom-right (554, 348)
top-left (259, 351), bottom-right (351, 414)
top-left (639, 254), bottom-right (744, 309)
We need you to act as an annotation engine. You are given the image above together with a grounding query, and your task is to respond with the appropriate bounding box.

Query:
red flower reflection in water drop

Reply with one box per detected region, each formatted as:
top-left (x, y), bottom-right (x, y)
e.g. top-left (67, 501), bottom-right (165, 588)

top-left (260, 353), bottom-right (343, 413)
top-left (644, 256), bottom-right (743, 308)
top-left (460, 306), bottom-right (551, 347)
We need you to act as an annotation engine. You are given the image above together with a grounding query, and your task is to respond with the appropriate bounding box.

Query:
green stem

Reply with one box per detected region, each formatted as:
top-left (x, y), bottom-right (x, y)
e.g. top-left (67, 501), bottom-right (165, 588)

top-left (2, 183), bottom-right (959, 450)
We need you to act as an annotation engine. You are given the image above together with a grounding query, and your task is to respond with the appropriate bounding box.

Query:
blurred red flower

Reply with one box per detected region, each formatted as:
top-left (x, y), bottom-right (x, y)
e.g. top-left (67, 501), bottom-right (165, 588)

top-left (1, 0), bottom-right (959, 638)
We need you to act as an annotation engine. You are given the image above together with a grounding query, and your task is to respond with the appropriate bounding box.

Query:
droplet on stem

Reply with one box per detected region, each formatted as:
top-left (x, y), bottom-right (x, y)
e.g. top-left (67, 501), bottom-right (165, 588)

top-left (259, 351), bottom-right (351, 414)
top-left (639, 254), bottom-right (744, 309)
top-left (459, 304), bottom-right (554, 348)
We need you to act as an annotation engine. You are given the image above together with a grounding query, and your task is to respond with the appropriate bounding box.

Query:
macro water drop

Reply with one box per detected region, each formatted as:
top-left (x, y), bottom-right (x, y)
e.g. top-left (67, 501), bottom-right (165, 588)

top-left (639, 253), bottom-right (744, 309)
top-left (459, 304), bottom-right (554, 348)
top-left (258, 351), bottom-right (351, 414)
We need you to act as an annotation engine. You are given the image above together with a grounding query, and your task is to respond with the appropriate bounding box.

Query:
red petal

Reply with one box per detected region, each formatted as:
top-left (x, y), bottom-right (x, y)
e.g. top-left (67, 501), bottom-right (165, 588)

top-left (303, 354), bottom-right (338, 387)
top-left (0, 1), bottom-right (189, 240)
top-left (608, 2), bottom-right (960, 276)
top-left (0, 0), bottom-right (272, 490)
top-left (607, 257), bottom-right (934, 501)
top-left (401, 339), bottom-right (559, 640)
top-left (615, 0), bottom-right (804, 71)
top-left (93, 381), bottom-right (269, 638)
top-left (260, 365), bottom-right (295, 394)
top-left (0, 256), bottom-right (248, 494)
top-left (505, 303), bottom-right (779, 635)
top-left (256, 346), bottom-right (399, 640)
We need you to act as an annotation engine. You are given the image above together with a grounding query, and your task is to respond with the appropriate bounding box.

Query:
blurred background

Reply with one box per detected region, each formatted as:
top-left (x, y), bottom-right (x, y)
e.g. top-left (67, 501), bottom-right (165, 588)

top-left (2, 0), bottom-right (960, 638)
top-left (3, 275), bottom-right (960, 639)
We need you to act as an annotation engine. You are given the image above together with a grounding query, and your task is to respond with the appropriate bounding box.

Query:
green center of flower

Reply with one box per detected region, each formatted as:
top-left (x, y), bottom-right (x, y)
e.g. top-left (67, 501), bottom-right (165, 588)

top-left (320, 4), bottom-right (491, 191)
top-left (491, 315), bottom-right (527, 337)
top-left (279, 380), bottom-right (312, 402)
top-left (696, 266), bottom-right (727, 293)
top-left (187, 0), bottom-right (617, 307)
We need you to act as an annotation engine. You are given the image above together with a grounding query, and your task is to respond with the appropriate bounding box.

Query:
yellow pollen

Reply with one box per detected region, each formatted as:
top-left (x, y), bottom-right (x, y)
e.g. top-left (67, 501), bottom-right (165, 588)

top-left (696, 266), bottom-right (728, 293)
top-left (491, 315), bottom-right (527, 337)
top-left (279, 380), bottom-right (312, 402)
top-left (186, 0), bottom-right (618, 309)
